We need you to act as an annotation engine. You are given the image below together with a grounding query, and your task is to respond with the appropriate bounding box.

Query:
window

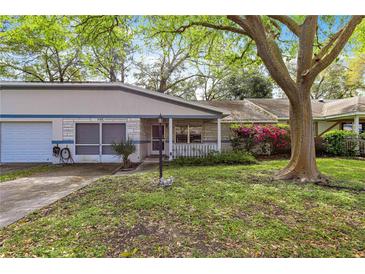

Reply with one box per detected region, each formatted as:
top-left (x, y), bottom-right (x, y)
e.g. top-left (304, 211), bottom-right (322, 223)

top-left (342, 122), bottom-right (365, 133)
top-left (75, 123), bottom-right (100, 155)
top-left (102, 123), bottom-right (126, 155)
top-left (342, 123), bottom-right (353, 131)
top-left (189, 126), bottom-right (202, 143)
top-left (75, 123), bottom-right (126, 155)
top-left (175, 126), bottom-right (188, 143)
top-left (175, 125), bottom-right (202, 144)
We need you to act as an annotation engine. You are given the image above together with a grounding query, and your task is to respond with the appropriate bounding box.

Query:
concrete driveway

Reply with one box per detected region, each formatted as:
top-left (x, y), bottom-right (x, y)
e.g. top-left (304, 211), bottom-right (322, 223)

top-left (0, 164), bottom-right (118, 228)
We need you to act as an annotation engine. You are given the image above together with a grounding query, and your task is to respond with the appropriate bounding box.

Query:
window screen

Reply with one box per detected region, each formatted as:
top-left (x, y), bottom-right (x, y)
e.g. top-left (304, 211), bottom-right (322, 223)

top-left (75, 123), bottom-right (128, 156)
top-left (189, 126), bottom-right (202, 143)
top-left (342, 123), bottom-right (353, 131)
top-left (342, 122), bottom-right (365, 133)
top-left (152, 125), bottom-right (165, 139)
top-left (102, 123), bottom-right (126, 144)
top-left (102, 145), bottom-right (118, 155)
top-left (175, 126), bottom-right (188, 143)
top-left (152, 140), bottom-right (165, 151)
top-left (76, 123), bottom-right (99, 144)
top-left (76, 146), bottom-right (100, 155)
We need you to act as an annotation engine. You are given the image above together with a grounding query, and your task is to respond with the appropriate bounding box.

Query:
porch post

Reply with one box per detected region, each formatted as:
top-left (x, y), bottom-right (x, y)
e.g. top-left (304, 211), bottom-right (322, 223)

top-left (169, 118), bottom-right (173, 161)
top-left (353, 115), bottom-right (360, 155)
top-left (353, 115), bottom-right (360, 136)
top-left (217, 118), bottom-right (222, 153)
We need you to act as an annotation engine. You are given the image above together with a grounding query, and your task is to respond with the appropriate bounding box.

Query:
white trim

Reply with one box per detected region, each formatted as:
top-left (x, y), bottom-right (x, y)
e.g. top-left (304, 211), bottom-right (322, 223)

top-left (323, 112), bottom-right (365, 120)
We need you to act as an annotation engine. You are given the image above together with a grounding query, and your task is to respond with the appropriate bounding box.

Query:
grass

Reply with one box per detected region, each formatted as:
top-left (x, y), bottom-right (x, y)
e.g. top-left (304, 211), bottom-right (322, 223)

top-left (0, 158), bottom-right (364, 257)
top-left (0, 165), bottom-right (56, 183)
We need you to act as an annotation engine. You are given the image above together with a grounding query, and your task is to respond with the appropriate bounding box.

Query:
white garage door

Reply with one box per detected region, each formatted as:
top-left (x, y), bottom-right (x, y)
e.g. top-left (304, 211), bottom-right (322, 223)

top-left (0, 122), bottom-right (52, 163)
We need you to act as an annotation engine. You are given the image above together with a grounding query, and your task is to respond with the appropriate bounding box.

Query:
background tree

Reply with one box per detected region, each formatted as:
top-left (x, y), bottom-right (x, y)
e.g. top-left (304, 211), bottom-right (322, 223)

top-left (311, 59), bottom-right (364, 99)
top-left (153, 15), bottom-right (364, 182)
top-left (133, 35), bottom-right (198, 95)
top-left (0, 16), bottom-right (85, 82)
top-left (75, 16), bottom-right (136, 82)
top-left (196, 64), bottom-right (273, 100)
top-left (221, 71), bottom-right (273, 99)
top-left (193, 59), bottom-right (232, 100)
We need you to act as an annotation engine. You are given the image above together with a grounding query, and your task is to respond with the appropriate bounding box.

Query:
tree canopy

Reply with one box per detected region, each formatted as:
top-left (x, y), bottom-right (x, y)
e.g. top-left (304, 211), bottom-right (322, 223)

top-left (0, 15), bottom-right (364, 100)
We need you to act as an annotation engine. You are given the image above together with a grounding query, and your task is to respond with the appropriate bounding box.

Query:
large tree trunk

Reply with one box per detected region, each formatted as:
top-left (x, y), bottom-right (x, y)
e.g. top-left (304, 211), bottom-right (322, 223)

top-left (276, 89), bottom-right (324, 183)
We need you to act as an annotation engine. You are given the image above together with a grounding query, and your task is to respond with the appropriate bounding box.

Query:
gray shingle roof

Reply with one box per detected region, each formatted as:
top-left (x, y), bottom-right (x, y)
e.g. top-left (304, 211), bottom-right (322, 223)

top-left (198, 96), bottom-right (365, 122)
top-left (198, 100), bottom-right (277, 122)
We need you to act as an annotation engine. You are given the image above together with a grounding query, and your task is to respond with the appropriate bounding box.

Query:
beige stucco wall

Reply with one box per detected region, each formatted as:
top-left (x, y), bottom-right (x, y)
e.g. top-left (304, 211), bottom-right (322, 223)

top-left (317, 121), bottom-right (340, 136)
top-left (0, 88), bottom-right (217, 117)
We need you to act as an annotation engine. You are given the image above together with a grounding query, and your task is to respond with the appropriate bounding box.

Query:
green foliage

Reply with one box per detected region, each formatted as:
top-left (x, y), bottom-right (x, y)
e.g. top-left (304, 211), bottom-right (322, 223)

top-left (360, 132), bottom-right (365, 140)
top-left (277, 123), bottom-right (290, 131)
top-left (112, 139), bottom-right (136, 168)
top-left (0, 16), bottom-right (86, 81)
top-left (311, 60), bottom-right (364, 99)
top-left (222, 72), bottom-right (273, 99)
top-left (170, 151), bottom-right (257, 166)
top-left (323, 130), bottom-right (357, 156)
top-left (75, 16), bottom-right (136, 82)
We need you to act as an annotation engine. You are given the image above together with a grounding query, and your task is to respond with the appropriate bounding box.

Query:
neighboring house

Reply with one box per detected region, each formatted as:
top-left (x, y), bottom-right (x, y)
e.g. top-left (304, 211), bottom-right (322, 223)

top-left (201, 96), bottom-right (365, 137)
top-left (0, 82), bottom-right (364, 163)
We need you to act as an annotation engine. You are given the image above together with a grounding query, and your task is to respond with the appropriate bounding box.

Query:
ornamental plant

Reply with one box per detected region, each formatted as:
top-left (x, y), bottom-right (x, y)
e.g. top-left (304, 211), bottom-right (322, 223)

top-left (112, 139), bottom-right (136, 168)
top-left (323, 130), bottom-right (357, 156)
top-left (230, 124), bottom-right (290, 155)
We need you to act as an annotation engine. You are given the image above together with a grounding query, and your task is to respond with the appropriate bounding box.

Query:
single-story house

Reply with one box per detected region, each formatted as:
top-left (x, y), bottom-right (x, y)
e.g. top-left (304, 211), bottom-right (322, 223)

top-left (0, 82), bottom-right (364, 163)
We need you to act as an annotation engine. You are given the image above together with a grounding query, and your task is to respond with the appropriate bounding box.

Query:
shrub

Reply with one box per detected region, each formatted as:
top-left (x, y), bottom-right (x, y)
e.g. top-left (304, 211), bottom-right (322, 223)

top-left (323, 130), bottom-right (357, 156)
top-left (360, 132), bottom-right (365, 140)
top-left (314, 137), bottom-right (327, 156)
top-left (112, 139), bottom-right (136, 168)
top-left (230, 124), bottom-right (290, 155)
top-left (170, 151), bottom-right (257, 166)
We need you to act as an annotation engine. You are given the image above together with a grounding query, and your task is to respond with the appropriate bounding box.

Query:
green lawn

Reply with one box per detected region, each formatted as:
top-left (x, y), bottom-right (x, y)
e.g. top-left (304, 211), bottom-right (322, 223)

top-left (0, 165), bottom-right (56, 183)
top-left (0, 158), bottom-right (364, 257)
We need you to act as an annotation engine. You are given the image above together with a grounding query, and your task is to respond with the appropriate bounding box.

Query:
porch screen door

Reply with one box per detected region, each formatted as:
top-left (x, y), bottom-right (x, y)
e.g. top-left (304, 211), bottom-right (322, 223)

top-left (151, 124), bottom-right (165, 154)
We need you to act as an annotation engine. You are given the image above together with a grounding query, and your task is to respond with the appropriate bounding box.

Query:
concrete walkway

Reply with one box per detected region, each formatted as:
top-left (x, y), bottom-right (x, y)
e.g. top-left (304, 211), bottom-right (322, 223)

top-left (113, 161), bottom-right (159, 176)
top-left (0, 164), bottom-right (117, 228)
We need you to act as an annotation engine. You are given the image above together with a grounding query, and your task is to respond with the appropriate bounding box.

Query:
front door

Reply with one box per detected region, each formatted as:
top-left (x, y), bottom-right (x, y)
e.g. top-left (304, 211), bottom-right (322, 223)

top-left (151, 124), bottom-right (165, 155)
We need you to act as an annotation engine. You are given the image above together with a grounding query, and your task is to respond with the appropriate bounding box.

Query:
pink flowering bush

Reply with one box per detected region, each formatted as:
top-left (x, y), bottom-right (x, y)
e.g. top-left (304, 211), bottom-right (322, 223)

top-left (230, 124), bottom-right (290, 155)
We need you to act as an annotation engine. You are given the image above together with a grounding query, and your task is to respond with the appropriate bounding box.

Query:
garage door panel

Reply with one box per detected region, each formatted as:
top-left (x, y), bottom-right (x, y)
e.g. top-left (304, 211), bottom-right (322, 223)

top-left (1, 123), bottom-right (52, 163)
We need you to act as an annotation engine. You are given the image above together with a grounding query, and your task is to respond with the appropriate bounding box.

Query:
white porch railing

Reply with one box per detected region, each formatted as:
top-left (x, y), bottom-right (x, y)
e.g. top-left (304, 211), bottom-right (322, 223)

top-left (345, 138), bottom-right (365, 156)
top-left (172, 143), bottom-right (218, 159)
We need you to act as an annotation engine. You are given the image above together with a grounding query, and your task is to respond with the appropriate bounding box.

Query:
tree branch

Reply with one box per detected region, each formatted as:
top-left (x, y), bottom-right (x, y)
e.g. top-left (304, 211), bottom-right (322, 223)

top-left (0, 62), bottom-right (45, 82)
top-left (308, 16), bottom-right (364, 79)
top-left (170, 21), bottom-right (249, 37)
top-left (268, 16), bottom-right (302, 36)
top-left (297, 16), bottom-right (318, 85)
top-left (165, 74), bottom-right (204, 91)
top-left (313, 30), bottom-right (342, 62)
top-left (228, 15), bottom-right (298, 101)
